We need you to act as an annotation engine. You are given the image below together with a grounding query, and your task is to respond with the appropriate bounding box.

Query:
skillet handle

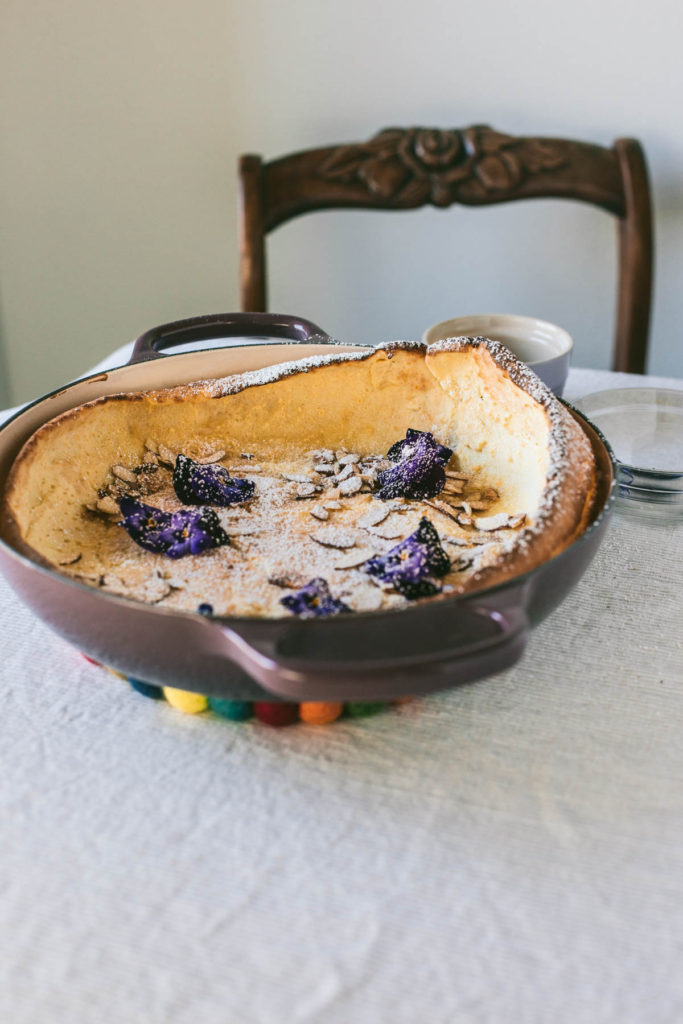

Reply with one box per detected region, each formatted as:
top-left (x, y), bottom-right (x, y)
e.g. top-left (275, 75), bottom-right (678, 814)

top-left (128, 312), bottom-right (333, 364)
top-left (217, 603), bottom-right (529, 703)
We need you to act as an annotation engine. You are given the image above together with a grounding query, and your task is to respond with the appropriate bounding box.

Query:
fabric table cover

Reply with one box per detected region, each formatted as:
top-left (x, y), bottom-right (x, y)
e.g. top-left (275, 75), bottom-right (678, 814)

top-left (1, 351), bottom-right (682, 1024)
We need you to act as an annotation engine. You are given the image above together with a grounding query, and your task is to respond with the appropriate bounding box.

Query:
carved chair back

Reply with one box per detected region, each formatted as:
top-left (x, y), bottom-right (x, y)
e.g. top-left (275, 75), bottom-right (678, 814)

top-left (239, 126), bottom-right (653, 373)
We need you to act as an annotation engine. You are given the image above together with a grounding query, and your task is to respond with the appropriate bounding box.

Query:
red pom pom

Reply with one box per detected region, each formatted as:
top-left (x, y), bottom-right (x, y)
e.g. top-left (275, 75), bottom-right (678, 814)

top-left (254, 702), bottom-right (299, 727)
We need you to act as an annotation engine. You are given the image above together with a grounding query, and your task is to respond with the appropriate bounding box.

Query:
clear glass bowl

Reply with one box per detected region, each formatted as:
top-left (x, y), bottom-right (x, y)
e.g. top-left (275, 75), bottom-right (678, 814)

top-left (574, 388), bottom-right (683, 520)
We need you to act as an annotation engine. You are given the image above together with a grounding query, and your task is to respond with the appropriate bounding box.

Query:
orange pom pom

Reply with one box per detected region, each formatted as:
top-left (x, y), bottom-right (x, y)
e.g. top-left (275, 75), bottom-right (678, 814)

top-left (299, 701), bottom-right (344, 725)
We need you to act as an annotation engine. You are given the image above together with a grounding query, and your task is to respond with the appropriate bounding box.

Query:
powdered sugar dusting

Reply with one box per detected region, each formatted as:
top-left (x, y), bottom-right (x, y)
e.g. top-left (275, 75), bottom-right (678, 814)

top-left (425, 336), bottom-right (592, 556)
top-left (32, 336), bottom-right (595, 617)
top-left (178, 341), bottom-right (423, 399)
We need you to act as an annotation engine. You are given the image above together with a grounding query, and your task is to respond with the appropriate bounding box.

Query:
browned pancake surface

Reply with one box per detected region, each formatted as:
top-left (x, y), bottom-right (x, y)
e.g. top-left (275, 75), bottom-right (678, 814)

top-left (1, 340), bottom-right (596, 616)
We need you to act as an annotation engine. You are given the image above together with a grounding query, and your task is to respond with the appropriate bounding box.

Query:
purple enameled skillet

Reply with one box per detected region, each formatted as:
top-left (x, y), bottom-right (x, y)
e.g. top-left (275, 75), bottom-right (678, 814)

top-left (0, 313), bottom-right (615, 702)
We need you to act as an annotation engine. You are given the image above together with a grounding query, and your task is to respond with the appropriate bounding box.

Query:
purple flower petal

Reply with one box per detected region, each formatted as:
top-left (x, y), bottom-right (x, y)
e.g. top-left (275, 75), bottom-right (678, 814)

top-left (173, 454), bottom-right (255, 507)
top-left (280, 578), bottom-right (351, 618)
top-left (119, 496), bottom-right (229, 559)
top-left (378, 430), bottom-right (453, 500)
top-left (386, 428), bottom-right (452, 465)
top-left (364, 518), bottom-right (450, 598)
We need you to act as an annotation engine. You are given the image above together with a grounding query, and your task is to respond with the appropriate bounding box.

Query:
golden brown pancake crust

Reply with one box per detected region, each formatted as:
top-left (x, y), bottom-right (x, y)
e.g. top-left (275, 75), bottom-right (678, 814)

top-left (2, 339), bottom-right (596, 615)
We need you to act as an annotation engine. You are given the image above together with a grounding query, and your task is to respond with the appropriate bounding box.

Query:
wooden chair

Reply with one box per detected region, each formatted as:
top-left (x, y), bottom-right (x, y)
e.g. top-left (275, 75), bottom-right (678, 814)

top-left (239, 125), bottom-right (653, 373)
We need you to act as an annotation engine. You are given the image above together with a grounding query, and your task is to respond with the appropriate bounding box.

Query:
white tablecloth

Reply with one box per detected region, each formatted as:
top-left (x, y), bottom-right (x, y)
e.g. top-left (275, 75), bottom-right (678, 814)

top-left (1, 356), bottom-right (682, 1024)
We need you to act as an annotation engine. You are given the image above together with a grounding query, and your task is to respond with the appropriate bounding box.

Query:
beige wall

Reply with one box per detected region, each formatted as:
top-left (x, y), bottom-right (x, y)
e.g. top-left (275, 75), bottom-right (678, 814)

top-left (1, 0), bottom-right (682, 404)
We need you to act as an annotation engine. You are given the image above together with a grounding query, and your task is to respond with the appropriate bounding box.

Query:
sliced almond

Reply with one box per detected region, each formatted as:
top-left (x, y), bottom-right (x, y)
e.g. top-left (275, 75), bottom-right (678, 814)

top-left (444, 534), bottom-right (492, 547)
top-left (456, 513), bottom-right (473, 527)
top-left (269, 572), bottom-right (307, 589)
top-left (310, 528), bottom-right (357, 549)
top-left (335, 449), bottom-right (348, 462)
top-left (157, 444), bottom-right (176, 466)
top-left (334, 548), bottom-right (376, 569)
top-left (143, 577), bottom-right (173, 604)
top-left (101, 573), bottom-right (126, 593)
top-left (312, 448), bottom-right (335, 463)
top-left (283, 473), bottom-right (312, 483)
top-left (508, 512), bottom-right (527, 528)
top-left (445, 470), bottom-right (469, 480)
top-left (338, 452), bottom-right (360, 465)
top-left (338, 477), bottom-right (363, 496)
top-left (295, 483), bottom-right (317, 498)
top-left (474, 513), bottom-right (511, 531)
top-left (423, 499), bottom-right (460, 523)
top-left (334, 464), bottom-right (354, 482)
top-left (451, 555), bottom-right (474, 572)
top-left (112, 465), bottom-right (138, 484)
top-left (482, 488), bottom-right (500, 502)
top-left (313, 463), bottom-right (336, 475)
top-left (195, 450), bottom-right (226, 465)
top-left (357, 505), bottom-right (391, 528)
top-left (310, 505), bottom-right (329, 521)
top-left (323, 499), bottom-right (342, 510)
top-left (346, 587), bottom-right (383, 612)
top-left (96, 496), bottom-right (120, 516)
top-left (367, 524), bottom-right (405, 540)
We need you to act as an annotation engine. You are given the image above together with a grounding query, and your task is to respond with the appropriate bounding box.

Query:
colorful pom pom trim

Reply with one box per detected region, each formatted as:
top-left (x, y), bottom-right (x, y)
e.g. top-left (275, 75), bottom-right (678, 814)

top-left (82, 653), bottom-right (411, 727)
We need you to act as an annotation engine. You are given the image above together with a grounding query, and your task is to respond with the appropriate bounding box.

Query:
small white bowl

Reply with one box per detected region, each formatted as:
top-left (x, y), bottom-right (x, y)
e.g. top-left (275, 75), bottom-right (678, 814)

top-left (422, 313), bottom-right (573, 396)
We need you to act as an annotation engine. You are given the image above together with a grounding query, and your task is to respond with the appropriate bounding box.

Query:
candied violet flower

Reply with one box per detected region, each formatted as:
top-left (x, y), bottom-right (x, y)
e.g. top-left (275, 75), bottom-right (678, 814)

top-left (377, 429), bottom-right (453, 500)
top-left (119, 496), bottom-right (229, 559)
top-left (173, 454), bottom-right (255, 507)
top-left (386, 428), bottom-right (452, 466)
top-left (364, 517), bottom-right (450, 598)
top-left (280, 578), bottom-right (351, 618)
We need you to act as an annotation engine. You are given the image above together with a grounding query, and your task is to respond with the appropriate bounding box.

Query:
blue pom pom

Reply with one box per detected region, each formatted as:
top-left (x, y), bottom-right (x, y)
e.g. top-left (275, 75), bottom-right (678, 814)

top-left (128, 678), bottom-right (165, 700)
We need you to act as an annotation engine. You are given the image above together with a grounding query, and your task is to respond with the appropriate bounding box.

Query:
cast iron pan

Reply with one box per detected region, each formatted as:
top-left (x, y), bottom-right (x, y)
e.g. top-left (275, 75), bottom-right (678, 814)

top-left (0, 313), bottom-right (615, 702)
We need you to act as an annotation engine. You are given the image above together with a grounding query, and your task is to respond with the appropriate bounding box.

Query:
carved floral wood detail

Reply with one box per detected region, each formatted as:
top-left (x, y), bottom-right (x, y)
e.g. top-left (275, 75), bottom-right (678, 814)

top-left (318, 125), bottom-right (568, 206)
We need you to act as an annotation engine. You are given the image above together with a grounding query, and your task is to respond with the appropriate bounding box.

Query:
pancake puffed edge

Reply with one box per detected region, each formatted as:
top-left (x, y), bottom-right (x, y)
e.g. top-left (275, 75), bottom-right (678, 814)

top-left (425, 336), bottom-right (597, 591)
top-left (1, 338), bottom-right (596, 599)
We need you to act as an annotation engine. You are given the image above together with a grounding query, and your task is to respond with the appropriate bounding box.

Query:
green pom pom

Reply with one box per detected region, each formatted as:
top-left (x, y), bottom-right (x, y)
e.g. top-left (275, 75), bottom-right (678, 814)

top-left (209, 698), bottom-right (253, 721)
top-left (345, 701), bottom-right (386, 718)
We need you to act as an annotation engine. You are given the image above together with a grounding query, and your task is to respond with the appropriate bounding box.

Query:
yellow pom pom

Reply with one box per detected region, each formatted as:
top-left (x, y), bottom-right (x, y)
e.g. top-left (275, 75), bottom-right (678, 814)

top-left (105, 666), bottom-right (127, 680)
top-left (162, 687), bottom-right (209, 714)
top-left (299, 701), bottom-right (344, 725)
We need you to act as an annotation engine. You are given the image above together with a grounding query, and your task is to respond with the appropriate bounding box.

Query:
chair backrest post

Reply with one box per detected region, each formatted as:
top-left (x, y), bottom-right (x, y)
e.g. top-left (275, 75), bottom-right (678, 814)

top-left (613, 138), bottom-right (654, 374)
top-left (239, 154), bottom-right (267, 312)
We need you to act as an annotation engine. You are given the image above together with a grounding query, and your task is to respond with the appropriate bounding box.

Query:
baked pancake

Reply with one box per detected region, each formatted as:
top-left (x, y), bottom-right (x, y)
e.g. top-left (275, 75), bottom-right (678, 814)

top-left (1, 339), bottom-right (597, 617)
